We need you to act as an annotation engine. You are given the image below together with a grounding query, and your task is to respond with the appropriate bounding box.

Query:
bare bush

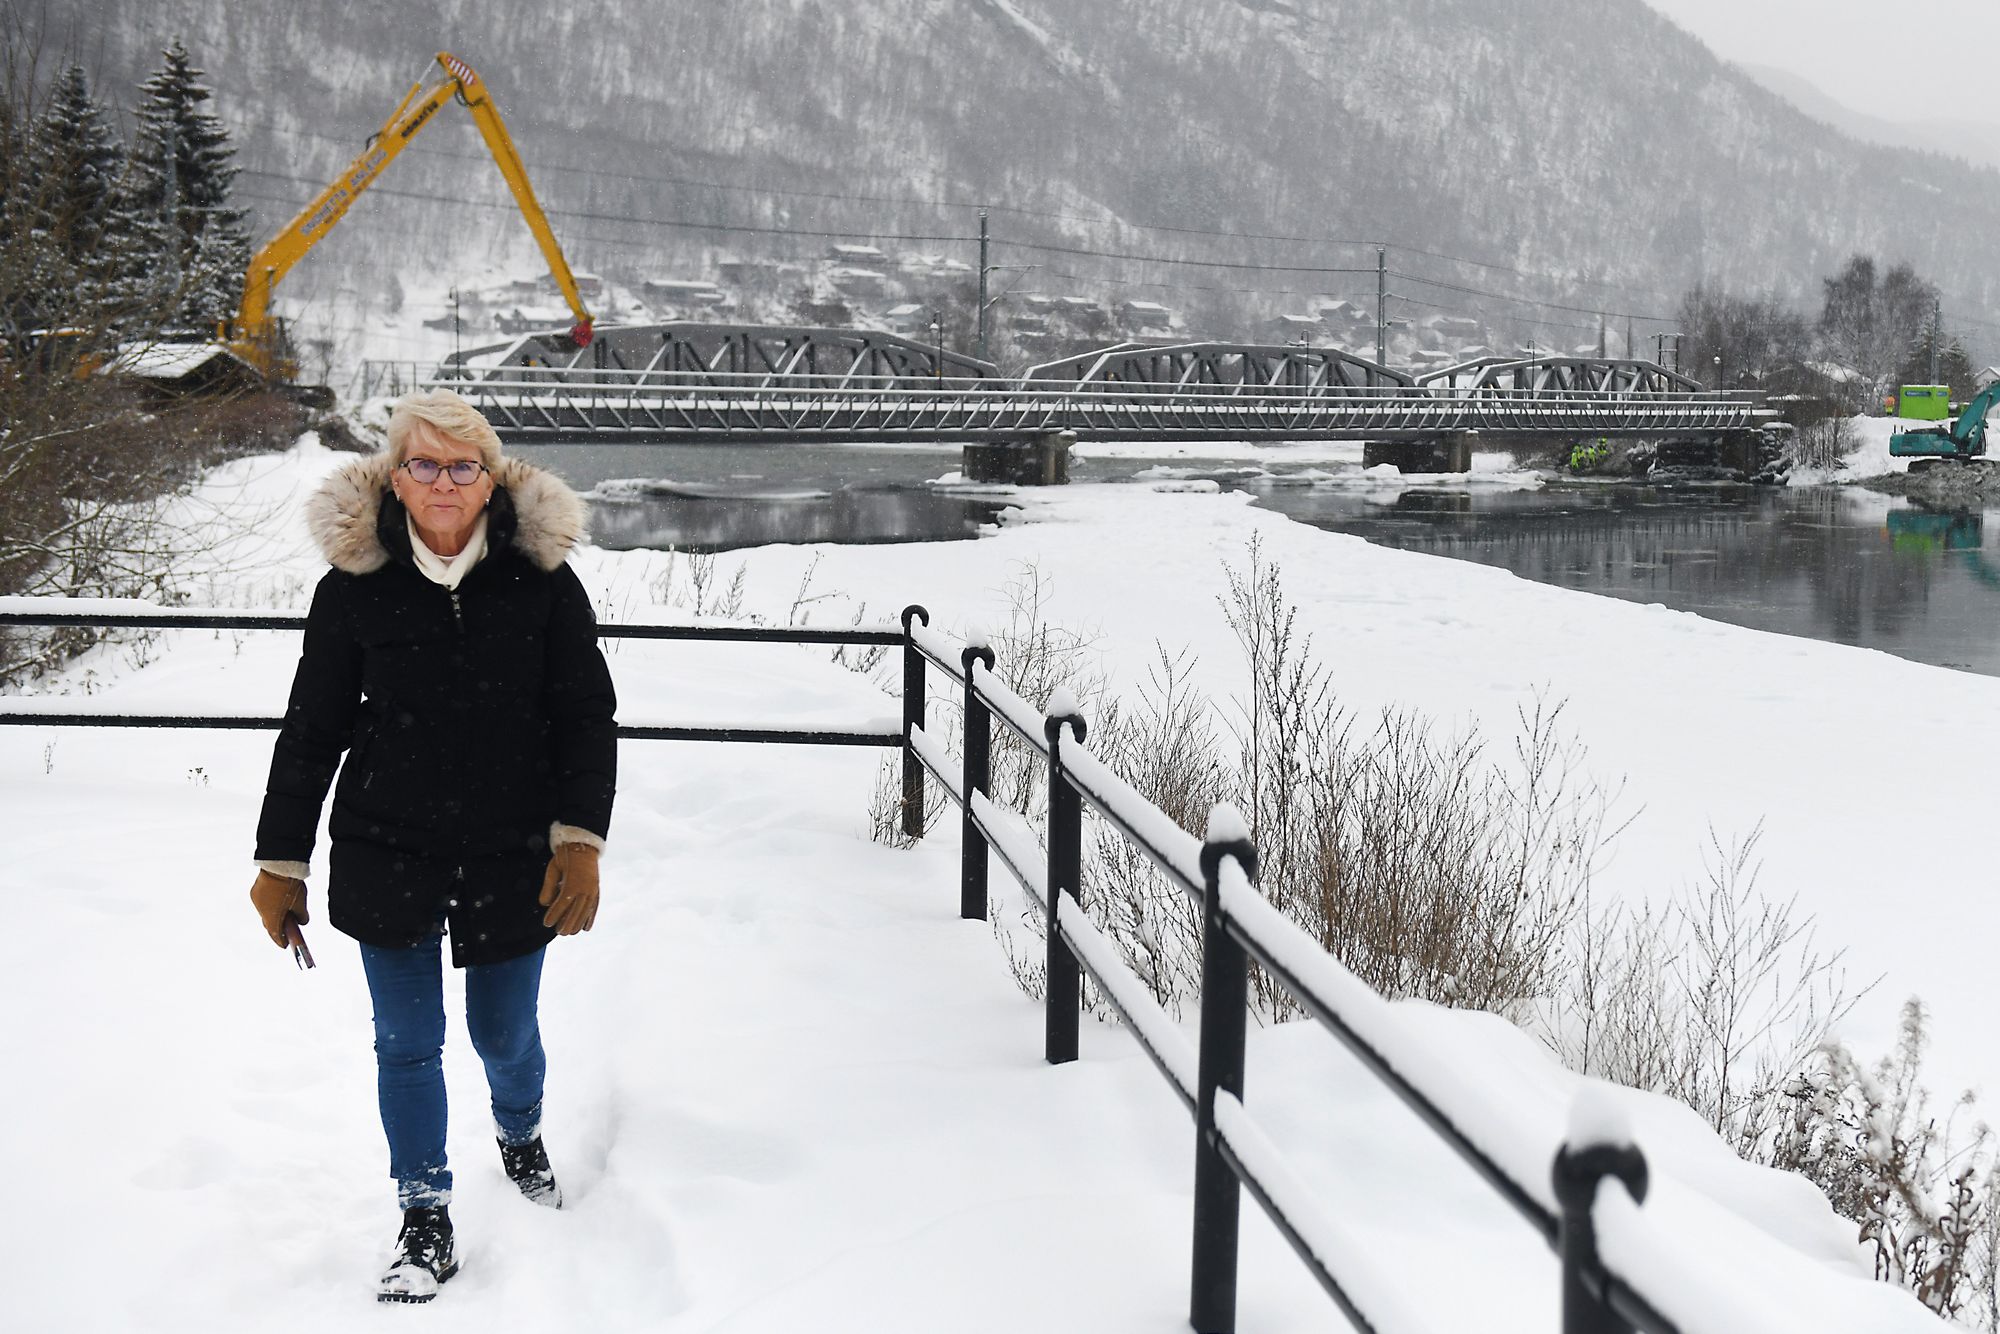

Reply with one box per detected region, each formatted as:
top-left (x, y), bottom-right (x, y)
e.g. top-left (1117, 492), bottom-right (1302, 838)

top-left (1790, 413), bottom-right (1855, 472)
top-left (645, 546), bottom-right (747, 620)
top-left (1218, 536), bottom-right (1620, 1019)
top-left (1766, 1002), bottom-right (1997, 1325)
top-left (1552, 825), bottom-right (1863, 1147)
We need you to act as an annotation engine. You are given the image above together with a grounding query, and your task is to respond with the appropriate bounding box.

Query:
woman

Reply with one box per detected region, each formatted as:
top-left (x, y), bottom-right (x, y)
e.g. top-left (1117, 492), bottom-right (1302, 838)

top-left (248, 388), bottom-right (616, 1303)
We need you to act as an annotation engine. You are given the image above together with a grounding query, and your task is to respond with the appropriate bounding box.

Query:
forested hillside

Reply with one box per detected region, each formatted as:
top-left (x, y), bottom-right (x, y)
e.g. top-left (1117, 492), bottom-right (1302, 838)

top-left (37, 0), bottom-right (2000, 366)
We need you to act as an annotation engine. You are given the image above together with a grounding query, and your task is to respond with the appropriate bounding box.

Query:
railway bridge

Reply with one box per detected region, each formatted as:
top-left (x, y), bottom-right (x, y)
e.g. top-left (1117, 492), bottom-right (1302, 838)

top-left (419, 322), bottom-right (1772, 475)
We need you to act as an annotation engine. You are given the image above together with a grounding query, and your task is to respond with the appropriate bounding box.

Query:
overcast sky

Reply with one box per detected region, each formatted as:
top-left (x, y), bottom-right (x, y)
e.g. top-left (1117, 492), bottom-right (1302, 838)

top-left (1643, 0), bottom-right (2000, 128)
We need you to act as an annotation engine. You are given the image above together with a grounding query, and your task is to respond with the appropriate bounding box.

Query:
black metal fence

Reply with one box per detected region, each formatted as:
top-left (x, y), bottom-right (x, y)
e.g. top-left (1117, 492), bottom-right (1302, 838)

top-left (900, 614), bottom-right (1686, 1334)
top-left (4, 596), bottom-right (1695, 1332)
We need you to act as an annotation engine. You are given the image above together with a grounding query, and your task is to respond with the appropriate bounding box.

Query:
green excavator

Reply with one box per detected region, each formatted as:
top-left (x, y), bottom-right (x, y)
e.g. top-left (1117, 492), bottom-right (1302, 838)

top-left (1889, 379), bottom-right (2000, 460)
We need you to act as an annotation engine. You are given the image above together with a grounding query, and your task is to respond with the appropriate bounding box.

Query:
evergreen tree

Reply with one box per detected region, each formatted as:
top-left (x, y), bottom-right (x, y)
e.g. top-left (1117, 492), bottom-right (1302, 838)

top-left (121, 38), bottom-right (251, 333)
top-left (26, 65), bottom-right (133, 329)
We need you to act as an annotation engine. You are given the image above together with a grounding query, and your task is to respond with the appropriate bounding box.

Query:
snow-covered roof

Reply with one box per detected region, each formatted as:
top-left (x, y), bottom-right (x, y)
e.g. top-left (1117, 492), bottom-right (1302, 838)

top-left (105, 340), bottom-right (253, 381)
top-left (1806, 359), bottom-right (1862, 384)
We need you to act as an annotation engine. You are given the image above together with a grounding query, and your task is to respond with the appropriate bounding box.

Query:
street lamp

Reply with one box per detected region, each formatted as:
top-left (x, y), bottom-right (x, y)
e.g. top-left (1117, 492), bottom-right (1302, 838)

top-left (1713, 353), bottom-right (1723, 391)
top-left (978, 263), bottom-right (1040, 364)
top-left (930, 312), bottom-right (944, 380)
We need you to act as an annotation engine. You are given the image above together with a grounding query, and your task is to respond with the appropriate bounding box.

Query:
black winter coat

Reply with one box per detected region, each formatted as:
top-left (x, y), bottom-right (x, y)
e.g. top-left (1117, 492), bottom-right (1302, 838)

top-left (255, 453), bottom-right (617, 966)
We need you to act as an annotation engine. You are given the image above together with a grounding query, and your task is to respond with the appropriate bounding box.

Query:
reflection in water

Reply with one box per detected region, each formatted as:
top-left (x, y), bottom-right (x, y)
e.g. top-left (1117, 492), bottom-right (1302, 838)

top-left (590, 486), bottom-right (1009, 552)
top-left (1254, 483), bottom-right (2000, 676)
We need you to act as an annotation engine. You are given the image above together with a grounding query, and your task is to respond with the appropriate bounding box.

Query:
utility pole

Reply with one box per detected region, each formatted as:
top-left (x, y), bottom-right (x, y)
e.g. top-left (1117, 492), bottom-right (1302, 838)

top-left (1654, 331), bottom-right (1681, 374)
top-left (1929, 296), bottom-right (1941, 384)
top-left (976, 209), bottom-right (990, 364)
top-left (1625, 315), bottom-right (1634, 361)
top-left (1597, 312), bottom-right (1607, 360)
top-left (1375, 246), bottom-right (1387, 367)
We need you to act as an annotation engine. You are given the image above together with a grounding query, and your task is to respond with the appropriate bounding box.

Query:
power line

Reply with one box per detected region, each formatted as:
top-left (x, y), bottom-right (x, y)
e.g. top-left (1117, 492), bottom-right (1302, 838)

top-left (1388, 268), bottom-right (1671, 323)
top-left (248, 124), bottom-right (1672, 302)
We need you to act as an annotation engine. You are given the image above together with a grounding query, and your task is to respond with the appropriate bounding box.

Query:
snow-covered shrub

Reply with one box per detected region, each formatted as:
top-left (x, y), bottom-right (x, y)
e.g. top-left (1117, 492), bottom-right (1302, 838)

top-left (1765, 1001), bottom-right (1997, 1326)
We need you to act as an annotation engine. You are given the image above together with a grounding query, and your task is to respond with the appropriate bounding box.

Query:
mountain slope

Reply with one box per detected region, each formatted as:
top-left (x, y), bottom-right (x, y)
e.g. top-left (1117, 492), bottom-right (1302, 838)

top-left (43, 0), bottom-right (2000, 361)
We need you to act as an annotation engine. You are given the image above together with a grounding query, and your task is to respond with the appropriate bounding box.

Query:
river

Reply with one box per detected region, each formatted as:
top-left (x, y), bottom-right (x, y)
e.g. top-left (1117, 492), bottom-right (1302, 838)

top-left (512, 441), bottom-right (2000, 678)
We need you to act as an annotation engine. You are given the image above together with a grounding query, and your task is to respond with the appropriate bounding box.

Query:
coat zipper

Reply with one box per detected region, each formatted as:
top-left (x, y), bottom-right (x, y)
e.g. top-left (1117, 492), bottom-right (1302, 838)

top-left (448, 587), bottom-right (465, 633)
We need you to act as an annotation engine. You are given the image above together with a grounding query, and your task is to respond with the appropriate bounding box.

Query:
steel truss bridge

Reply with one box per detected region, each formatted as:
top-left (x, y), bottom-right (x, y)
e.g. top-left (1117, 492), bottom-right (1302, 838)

top-left (427, 323), bottom-right (1767, 445)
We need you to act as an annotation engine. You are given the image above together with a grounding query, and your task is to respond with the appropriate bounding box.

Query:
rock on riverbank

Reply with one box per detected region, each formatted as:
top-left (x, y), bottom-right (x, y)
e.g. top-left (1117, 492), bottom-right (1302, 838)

top-left (1857, 458), bottom-right (2000, 509)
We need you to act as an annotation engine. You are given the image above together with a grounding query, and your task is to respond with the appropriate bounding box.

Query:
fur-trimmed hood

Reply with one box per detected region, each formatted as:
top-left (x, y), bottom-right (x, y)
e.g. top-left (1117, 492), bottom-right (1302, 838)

top-left (303, 453), bottom-right (587, 575)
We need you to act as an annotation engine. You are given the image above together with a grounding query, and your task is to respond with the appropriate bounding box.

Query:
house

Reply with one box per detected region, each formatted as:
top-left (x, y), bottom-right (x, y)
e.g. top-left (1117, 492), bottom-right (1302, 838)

top-left (884, 302), bottom-right (929, 334)
top-left (1316, 299), bottom-right (1371, 329)
top-left (827, 243), bottom-right (888, 265)
top-left (826, 266), bottom-right (891, 297)
top-left (495, 306), bottom-right (575, 335)
top-left (1427, 314), bottom-right (1483, 343)
top-left (1118, 300), bottom-right (1174, 331)
top-left (105, 340), bottom-right (265, 401)
top-left (1267, 314), bottom-right (1322, 340)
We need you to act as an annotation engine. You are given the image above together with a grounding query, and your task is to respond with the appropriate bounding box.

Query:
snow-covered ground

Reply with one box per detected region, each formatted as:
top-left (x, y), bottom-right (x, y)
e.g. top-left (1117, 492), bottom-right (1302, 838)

top-left (0, 438), bottom-right (1976, 1330)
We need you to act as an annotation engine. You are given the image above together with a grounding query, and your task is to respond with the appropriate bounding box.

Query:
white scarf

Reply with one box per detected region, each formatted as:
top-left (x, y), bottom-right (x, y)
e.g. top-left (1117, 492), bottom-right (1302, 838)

top-left (406, 514), bottom-right (488, 590)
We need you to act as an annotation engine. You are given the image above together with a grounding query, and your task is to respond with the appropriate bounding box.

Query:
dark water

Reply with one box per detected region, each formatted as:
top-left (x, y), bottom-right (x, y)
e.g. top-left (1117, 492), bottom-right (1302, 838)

top-left (513, 442), bottom-right (2000, 677)
top-left (1246, 481), bottom-right (2000, 675)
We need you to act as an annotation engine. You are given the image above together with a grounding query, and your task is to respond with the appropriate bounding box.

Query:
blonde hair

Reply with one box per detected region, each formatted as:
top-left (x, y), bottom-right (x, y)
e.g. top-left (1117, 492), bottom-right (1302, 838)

top-left (385, 388), bottom-right (504, 470)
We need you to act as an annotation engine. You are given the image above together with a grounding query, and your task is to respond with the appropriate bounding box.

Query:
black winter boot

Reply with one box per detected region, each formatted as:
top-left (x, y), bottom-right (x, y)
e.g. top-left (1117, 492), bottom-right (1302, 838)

top-left (377, 1205), bottom-right (459, 1303)
top-left (499, 1135), bottom-right (563, 1209)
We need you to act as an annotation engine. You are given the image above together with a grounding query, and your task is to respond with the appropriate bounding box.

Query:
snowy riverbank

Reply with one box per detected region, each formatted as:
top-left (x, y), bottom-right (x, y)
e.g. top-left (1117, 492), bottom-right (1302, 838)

top-left (1, 436), bottom-right (1978, 1330)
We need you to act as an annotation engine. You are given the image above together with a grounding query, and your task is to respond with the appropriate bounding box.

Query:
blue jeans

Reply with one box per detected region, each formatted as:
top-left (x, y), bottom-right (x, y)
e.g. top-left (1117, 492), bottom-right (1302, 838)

top-left (358, 933), bottom-right (548, 1209)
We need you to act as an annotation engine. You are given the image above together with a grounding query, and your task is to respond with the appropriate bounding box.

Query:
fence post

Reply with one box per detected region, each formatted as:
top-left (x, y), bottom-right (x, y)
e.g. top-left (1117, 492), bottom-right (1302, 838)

top-left (1042, 705), bottom-right (1087, 1064)
top-left (1190, 832), bottom-right (1258, 1334)
top-left (900, 605), bottom-right (930, 841)
top-left (960, 642), bottom-right (996, 920)
top-left (1551, 1140), bottom-right (1649, 1334)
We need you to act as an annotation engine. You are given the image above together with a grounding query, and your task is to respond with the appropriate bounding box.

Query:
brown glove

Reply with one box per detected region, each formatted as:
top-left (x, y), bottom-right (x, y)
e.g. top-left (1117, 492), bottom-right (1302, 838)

top-left (250, 870), bottom-right (308, 948)
top-left (538, 843), bottom-right (600, 936)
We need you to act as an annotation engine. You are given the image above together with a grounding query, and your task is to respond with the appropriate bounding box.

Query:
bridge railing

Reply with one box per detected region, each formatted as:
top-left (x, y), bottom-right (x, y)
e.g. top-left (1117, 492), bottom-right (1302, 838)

top-left (426, 364), bottom-right (1755, 404)
top-left (433, 371), bottom-right (1763, 442)
top-left (5, 596), bottom-right (1746, 1331)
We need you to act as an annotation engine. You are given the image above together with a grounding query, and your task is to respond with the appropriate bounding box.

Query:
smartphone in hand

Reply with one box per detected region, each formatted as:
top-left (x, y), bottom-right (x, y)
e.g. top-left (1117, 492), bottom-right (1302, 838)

top-left (284, 915), bottom-right (315, 970)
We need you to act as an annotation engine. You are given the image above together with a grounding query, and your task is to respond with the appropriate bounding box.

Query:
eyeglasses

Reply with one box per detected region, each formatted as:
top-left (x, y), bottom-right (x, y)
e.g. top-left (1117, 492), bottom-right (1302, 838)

top-left (401, 458), bottom-right (488, 485)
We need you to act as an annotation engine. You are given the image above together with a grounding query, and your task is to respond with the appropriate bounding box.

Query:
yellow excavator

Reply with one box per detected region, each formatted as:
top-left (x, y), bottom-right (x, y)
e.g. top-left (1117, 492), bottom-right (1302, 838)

top-left (228, 51), bottom-right (595, 387)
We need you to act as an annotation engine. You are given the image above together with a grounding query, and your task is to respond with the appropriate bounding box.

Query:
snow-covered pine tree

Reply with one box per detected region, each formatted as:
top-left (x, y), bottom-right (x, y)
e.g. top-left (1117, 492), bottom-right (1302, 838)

top-left (121, 38), bottom-right (251, 334)
top-left (25, 65), bottom-right (134, 331)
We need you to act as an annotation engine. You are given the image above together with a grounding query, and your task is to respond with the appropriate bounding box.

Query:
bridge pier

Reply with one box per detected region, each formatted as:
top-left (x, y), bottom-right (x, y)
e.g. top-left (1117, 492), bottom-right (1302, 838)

top-left (1361, 433), bottom-right (1475, 474)
top-left (963, 431), bottom-right (1074, 485)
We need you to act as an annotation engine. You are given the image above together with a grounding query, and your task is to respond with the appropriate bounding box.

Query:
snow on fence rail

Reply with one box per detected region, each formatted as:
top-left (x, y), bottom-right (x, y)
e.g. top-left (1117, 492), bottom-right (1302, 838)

top-left (902, 614), bottom-right (1702, 1334)
top-left (5, 595), bottom-right (1775, 1332)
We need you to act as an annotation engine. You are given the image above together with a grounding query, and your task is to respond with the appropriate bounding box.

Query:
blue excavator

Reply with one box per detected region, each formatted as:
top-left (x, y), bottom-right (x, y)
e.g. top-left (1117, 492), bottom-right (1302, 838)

top-left (1889, 380), bottom-right (2000, 459)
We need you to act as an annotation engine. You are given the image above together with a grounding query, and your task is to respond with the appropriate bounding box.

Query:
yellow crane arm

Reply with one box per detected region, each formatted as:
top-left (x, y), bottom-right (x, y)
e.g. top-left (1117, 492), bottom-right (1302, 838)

top-left (234, 52), bottom-right (594, 375)
top-left (448, 55), bottom-right (595, 342)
